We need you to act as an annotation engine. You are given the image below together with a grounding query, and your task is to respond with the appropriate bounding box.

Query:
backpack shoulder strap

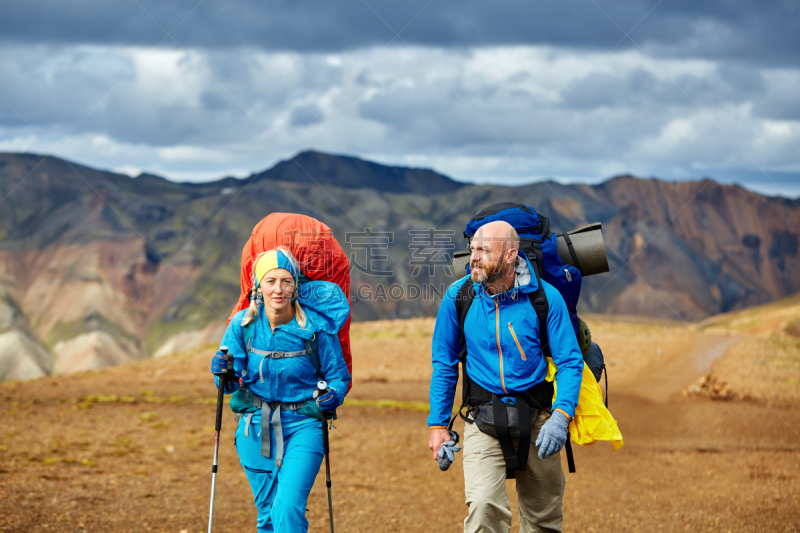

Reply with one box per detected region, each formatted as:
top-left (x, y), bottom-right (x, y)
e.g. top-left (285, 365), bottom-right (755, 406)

top-left (244, 321), bottom-right (256, 349)
top-left (242, 321), bottom-right (255, 377)
top-left (527, 271), bottom-right (551, 359)
top-left (539, 214), bottom-right (551, 240)
top-left (525, 277), bottom-right (575, 472)
top-left (305, 334), bottom-right (324, 380)
top-left (524, 274), bottom-right (576, 473)
top-left (454, 279), bottom-right (477, 412)
top-left (455, 280), bottom-right (476, 362)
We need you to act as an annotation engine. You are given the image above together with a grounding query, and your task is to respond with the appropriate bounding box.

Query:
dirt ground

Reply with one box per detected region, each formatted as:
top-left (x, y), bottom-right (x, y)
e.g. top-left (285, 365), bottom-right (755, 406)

top-left (1, 302), bottom-right (799, 532)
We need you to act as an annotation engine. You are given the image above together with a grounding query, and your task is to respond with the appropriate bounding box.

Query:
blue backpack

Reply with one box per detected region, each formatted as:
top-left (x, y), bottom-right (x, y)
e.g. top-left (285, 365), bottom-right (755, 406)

top-left (463, 202), bottom-right (583, 336)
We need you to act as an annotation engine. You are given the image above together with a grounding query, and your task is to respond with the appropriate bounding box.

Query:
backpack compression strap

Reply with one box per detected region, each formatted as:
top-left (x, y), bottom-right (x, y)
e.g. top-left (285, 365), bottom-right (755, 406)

top-left (560, 232), bottom-right (583, 273)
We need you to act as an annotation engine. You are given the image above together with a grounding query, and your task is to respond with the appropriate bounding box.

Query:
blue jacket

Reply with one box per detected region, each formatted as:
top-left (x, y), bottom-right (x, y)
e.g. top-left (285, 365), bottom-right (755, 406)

top-left (427, 253), bottom-right (583, 427)
top-left (215, 281), bottom-right (351, 410)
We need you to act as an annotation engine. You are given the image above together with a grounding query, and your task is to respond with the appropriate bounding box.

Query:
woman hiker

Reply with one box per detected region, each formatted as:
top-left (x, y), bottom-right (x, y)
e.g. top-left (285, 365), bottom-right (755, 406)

top-left (210, 248), bottom-right (351, 532)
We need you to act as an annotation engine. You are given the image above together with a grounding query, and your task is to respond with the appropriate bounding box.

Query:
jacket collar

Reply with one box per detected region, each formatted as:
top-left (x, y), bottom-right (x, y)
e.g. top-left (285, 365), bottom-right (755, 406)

top-left (257, 306), bottom-right (316, 340)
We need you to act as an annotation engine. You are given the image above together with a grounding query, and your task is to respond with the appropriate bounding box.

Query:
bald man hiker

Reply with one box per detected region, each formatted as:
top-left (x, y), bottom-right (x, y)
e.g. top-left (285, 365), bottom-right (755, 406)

top-left (428, 220), bottom-right (584, 532)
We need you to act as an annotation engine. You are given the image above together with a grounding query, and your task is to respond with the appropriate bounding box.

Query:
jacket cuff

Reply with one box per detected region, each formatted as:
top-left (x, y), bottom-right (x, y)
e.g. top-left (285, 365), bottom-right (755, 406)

top-left (553, 408), bottom-right (572, 422)
top-left (552, 403), bottom-right (575, 420)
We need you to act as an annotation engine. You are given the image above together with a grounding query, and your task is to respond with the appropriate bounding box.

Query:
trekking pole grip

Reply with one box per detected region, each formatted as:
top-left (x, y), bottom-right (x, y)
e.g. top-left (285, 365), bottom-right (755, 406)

top-left (208, 346), bottom-right (231, 533)
top-left (213, 347), bottom-right (231, 432)
top-left (317, 380), bottom-right (332, 453)
top-left (317, 380), bottom-right (334, 533)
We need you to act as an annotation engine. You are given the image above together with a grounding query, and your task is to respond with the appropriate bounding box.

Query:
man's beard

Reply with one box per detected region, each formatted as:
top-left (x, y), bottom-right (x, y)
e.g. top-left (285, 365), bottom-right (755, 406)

top-left (471, 256), bottom-right (507, 284)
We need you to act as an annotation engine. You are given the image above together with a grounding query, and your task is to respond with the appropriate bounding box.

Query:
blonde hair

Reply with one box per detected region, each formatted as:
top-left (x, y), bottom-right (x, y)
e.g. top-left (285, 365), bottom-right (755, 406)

top-left (241, 246), bottom-right (307, 329)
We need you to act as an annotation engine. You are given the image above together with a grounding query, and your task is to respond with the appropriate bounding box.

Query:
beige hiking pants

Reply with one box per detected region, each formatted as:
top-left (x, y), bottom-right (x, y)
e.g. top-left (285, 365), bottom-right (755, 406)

top-left (462, 411), bottom-right (565, 533)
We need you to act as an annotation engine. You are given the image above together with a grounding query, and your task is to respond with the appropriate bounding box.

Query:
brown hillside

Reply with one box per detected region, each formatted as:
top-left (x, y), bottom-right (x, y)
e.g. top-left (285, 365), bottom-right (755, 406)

top-left (0, 152), bottom-right (798, 378)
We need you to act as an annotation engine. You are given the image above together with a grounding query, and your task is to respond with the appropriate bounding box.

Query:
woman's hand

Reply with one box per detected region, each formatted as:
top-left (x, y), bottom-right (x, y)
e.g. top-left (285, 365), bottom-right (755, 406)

top-left (315, 388), bottom-right (339, 412)
top-left (211, 352), bottom-right (237, 393)
top-left (211, 353), bottom-right (229, 374)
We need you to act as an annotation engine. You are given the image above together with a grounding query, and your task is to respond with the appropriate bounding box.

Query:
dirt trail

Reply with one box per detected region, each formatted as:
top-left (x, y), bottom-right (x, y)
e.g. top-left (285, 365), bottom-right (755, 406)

top-left (1, 315), bottom-right (799, 532)
top-left (623, 333), bottom-right (742, 402)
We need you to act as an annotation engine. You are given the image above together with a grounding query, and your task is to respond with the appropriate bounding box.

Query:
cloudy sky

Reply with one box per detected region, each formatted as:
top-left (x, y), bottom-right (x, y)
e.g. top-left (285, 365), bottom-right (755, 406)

top-left (0, 1), bottom-right (798, 196)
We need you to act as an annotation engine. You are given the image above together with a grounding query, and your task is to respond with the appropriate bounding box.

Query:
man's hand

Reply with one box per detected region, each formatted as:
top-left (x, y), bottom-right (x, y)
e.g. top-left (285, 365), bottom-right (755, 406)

top-left (428, 428), bottom-right (452, 460)
top-left (436, 430), bottom-right (461, 471)
top-left (535, 410), bottom-right (569, 459)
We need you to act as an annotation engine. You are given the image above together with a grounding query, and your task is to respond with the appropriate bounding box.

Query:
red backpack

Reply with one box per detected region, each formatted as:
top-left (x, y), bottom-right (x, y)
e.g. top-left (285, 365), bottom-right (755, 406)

top-left (228, 213), bottom-right (353, 391)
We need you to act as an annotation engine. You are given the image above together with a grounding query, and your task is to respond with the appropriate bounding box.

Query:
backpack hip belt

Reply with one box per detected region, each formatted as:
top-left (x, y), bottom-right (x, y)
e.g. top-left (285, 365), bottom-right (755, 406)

top-left (472, 395), bottom-right (538, 473)
top-left (463, 376), bottom-right (554, 410)
top-left (454, 376), bottom-right (553, 479)
top-left (239, 393), bottom-right (308, 468)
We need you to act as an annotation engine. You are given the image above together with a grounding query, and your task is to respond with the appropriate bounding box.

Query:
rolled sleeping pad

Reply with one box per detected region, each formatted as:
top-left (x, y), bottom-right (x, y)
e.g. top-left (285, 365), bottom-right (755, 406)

top-left (453, 250), bottom-right (470, 278)
top-left (452, 222), bottom-right (609, 278)
top-left (556, 223), bottom-right (609, 276)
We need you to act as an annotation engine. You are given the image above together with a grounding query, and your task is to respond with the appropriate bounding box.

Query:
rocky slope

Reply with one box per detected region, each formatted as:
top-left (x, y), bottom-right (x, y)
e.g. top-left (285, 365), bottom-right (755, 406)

top-left (0, 150), bottom-right (797, 379)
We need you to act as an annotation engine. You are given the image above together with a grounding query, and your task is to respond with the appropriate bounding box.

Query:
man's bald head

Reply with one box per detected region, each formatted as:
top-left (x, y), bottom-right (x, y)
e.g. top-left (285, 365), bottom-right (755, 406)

top-left (470, 221), bottom-right (519, 285)
top-left (474, 221), bottom-right (519, 251)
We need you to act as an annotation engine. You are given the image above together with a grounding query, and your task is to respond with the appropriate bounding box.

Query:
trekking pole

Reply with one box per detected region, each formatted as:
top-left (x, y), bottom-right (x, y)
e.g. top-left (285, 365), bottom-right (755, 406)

top-left (208, 347), bottom-right (231, 533)
top-left (317, 380), bottom-right (335, 533)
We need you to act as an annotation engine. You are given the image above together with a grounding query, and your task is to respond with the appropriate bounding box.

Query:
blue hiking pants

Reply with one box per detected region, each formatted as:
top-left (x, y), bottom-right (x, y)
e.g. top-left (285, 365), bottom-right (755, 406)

top-left (235, 412), bottom-right (324, 533)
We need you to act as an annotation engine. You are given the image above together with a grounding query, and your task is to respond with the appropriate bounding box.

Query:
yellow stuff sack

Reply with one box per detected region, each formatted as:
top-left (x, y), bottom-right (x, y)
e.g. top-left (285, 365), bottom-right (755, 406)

top-left (546, 357), bottom-right (623, 450)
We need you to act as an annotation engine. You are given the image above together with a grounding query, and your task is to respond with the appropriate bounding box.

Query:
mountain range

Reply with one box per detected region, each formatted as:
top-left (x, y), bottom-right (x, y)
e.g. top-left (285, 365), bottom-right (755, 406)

top-left (0, 150), bottom-right (797, 380)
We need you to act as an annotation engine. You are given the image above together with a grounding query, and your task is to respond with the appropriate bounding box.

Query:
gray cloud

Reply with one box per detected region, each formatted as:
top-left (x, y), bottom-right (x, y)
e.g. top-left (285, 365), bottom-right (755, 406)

top-left (563, 63), bottom-right (770, 112)
top-left (0, 1), bottom-right (796, 66)
top-left (0, 1), bottom-right (797, 197)
top-left (200, 90), bottom-right (230, 111)
top-left (290, 105), bottom-right (324, 127)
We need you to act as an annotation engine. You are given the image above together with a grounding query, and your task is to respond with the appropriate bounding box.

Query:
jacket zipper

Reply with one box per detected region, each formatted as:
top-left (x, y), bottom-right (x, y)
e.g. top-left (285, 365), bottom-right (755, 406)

top-left (508, 323), bottom-right (527, 360)
top-left (495, 299), bottom-right (508, 394)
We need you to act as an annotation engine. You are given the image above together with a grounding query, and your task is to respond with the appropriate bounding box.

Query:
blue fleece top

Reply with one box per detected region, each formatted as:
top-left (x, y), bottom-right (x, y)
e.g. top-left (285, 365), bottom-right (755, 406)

top-left (214, 281), bottom-right (351, 416)
top-left (427, 253), bottom-right (584, 426)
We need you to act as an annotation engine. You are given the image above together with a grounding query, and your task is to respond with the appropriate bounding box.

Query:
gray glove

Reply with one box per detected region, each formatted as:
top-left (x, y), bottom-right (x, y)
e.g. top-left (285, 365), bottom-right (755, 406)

top-left (437, 430), bottom-right (461, 471)
top-left (535, 411), bottom-right (569, 459)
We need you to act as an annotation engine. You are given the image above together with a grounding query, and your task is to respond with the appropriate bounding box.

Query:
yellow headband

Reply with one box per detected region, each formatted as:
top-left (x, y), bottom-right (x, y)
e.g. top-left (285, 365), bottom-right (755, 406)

top-left (254, 249), bottom-right (299, 287)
